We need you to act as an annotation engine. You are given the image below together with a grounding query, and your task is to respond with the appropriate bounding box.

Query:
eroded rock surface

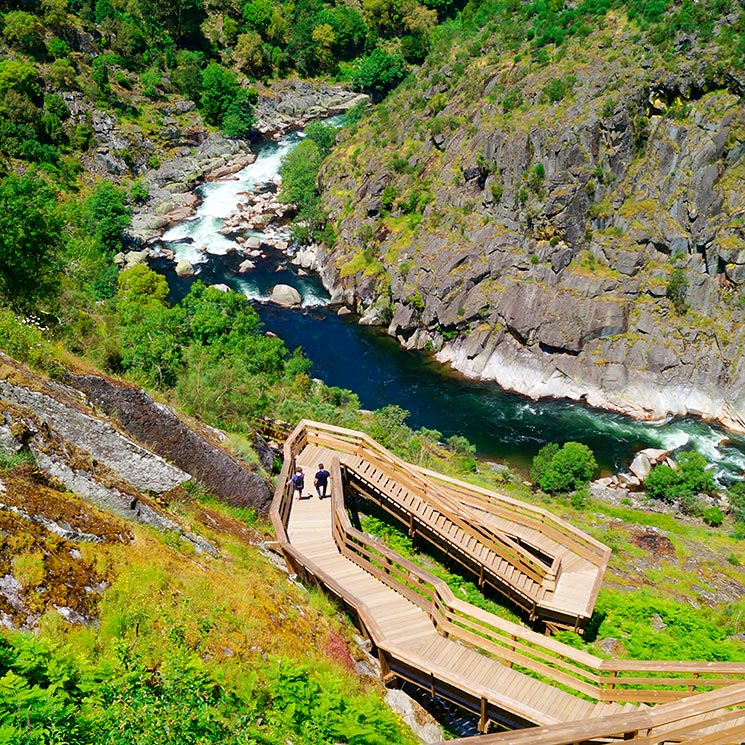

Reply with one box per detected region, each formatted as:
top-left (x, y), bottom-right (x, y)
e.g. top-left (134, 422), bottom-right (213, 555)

top-left (70, 374), bottom-right (272, 512)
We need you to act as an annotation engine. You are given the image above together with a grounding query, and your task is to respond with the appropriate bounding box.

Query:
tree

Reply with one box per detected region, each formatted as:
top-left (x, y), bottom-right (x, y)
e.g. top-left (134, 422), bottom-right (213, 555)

top-left (172, 50), bottom-right (204, 103)
top-left (304, 121), bottom-right (337, 157)
top-left (84, 181), bottom-right (131, 254)
top-left (279, 138), bottom-right (322, 213)
top-left (117, 264), bottom-right (170, 306)
top-left (0, 172), bottom-right (63, 308)
top-left (369, 405), bottom-right (411, 449)
top-left (3, 11), bottom-right (43, 55)
top-left (234, 31), bottom-right (267, 76)
top-left (200, 63), bottom-right (256, 137)
top-left (531, 441), bottom-right (597, 494)
top-left (352, 48), bottom-right (408, 102)
top-left (530, 442), bottom-right (559, 483)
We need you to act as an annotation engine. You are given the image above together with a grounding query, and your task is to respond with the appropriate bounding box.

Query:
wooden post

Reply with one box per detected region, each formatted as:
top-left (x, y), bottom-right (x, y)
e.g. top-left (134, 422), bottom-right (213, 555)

top-left (479, 697), bottom-right (488, 733)
top-left (689, 671), bottom-right (700, 692)
top-left (380, 651), bottom-right (396, 685)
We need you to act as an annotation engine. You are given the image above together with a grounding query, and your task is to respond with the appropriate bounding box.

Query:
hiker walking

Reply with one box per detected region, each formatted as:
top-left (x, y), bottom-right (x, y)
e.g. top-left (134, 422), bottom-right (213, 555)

top-left (314, 463), bottom-right (331, 499)
top-left (290, 466), bottom-right (305, 500)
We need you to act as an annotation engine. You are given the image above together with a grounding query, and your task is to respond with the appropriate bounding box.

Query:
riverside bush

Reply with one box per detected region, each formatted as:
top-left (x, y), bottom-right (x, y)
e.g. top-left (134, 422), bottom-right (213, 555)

top-left (644, 451), bottom-right (716, 513)
top-left (531, 441), bottom-right (598, 494)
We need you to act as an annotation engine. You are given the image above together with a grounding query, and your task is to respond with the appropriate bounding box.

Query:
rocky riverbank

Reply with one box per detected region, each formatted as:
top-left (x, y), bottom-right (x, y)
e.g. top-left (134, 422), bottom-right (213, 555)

top-left (123, 81), bottom-right (367, 246)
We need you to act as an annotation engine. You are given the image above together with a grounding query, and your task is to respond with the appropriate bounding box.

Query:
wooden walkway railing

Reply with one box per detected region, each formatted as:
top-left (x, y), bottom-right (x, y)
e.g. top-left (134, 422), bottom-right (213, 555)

top-left (445, 682), bottom-right (745, 744)
top-left (269, 420), bottom-right (745, 735)
top-left (328, 461), bottom-right (745, 704)
top-left (300, 419), bottom-right (610, 630)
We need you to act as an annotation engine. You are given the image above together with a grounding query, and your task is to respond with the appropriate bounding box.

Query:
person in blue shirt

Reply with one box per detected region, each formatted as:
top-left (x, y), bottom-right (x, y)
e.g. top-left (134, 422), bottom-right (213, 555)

top-left (314, 463), bottom-right (331, 499)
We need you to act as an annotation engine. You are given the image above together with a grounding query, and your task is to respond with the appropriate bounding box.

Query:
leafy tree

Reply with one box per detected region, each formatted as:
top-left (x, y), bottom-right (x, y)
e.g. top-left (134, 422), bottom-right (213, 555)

top-left (172, 50), bottom-right (204, 103)
top-left (304, 121), bottom-right (337, 158)
top-left (84, 181), bottom-right (131, 254)
top-left (279, 138), bottom-right (322, 214)
top-left (200, 63), bottom-right (256, 137)
top-left (351, 48), bottom-right (408, 102)
top-left (728, 481), bottom-right (745, 523)
top-left (117, 264), bottom-right (170, 306)
top-left (0, 60), bottom-right (40, 101)
top-left (316, 5), bottom-right (368, 60)
top-left (138, 0), bottom-right (206, 43)
top-left (0, 172), bottom-right (63, 308)
top-left (242, 0), bottom-right (275, 36)
top-left (531, 441), bottom-right (597, 494)
top-left (234, 31), bottom-right (267, 75)
top-left (369, 404), bottom-right (411, 449)
top-left (50, 58), bottom-right (78, 89)
top-left (3, 11), bottom-right (43, 55)
top-left (531, 442), bottom-right (559, 483)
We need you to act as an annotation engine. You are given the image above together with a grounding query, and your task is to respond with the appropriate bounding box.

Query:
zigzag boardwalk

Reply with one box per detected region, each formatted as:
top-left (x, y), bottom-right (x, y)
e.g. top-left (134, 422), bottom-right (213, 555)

top-left (270, 421), bottom-right (745, 739)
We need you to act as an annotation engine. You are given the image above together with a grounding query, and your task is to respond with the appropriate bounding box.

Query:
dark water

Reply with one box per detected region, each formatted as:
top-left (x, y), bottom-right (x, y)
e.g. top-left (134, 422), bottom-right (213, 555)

top-left (152, 251), bottom-right (745, 478)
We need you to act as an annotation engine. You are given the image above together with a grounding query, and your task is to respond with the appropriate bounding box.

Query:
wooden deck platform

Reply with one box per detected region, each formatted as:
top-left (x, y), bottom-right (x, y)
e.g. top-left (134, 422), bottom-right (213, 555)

top-left (269, 420), bottom-right (745, 738)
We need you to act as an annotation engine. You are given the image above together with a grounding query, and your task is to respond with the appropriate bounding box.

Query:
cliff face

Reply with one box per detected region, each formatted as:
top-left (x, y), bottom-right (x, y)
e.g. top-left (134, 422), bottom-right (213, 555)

top-left (314, 17), bottom-right (745, 431)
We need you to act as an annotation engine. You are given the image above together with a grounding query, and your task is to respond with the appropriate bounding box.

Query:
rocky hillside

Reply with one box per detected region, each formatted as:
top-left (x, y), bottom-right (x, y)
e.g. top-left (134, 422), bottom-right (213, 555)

top-left (313, 9), bottom-right (745, 432)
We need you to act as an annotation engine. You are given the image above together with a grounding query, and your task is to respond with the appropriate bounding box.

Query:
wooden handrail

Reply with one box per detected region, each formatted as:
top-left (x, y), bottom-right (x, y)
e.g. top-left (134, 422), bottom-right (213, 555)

top-left (326, 458), bottom-right (745, 705)
top-left (414, 464), bottom-right (610, 566)
top-left (302, 419), bottom-right (607, 565)
top-left (445, 682), bottom-right (745, 745)
top-left (305, 421), bottom-right (554, 587)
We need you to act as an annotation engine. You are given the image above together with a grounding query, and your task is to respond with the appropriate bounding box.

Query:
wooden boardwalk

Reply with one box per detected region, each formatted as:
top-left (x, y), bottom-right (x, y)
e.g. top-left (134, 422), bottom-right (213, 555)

top-left (296, 423), bottom-right (611, 631)
top-left (270, 421), bottom-right (745, 737)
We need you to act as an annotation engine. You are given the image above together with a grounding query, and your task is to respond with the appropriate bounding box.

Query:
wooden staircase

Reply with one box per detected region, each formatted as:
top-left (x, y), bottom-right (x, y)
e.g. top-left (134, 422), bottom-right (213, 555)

top-left (269, 420), bottom-right (745, 737)
top-left (297, 420), bottom-right (609, 631)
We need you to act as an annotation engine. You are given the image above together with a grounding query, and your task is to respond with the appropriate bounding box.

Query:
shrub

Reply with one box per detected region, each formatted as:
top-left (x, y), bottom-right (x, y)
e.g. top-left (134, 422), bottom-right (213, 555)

top-left (532, 442), bottom-right (597, 494)
top-left (666, 267), bottom-right (688, 314)
top-left (544, 76), bottom-right (575, 103)
top-left (644, 450), bottom-right (716, 514)
top-left (703, 506), bottom-right (724, 527)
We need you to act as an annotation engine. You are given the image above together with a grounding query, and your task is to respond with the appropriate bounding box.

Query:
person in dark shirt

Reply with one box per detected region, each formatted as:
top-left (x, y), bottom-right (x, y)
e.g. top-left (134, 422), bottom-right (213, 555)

top-left (314, 463), bottom-right (331, 499)
top-left (290, 466), bottom-right (305, 500)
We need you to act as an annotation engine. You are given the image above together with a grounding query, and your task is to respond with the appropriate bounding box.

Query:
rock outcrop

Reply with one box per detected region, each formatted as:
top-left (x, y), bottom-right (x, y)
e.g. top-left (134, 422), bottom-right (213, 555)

top-left (69, 374), bottom-right (273, 512)
top-left (315, 25), bottom-right (745, 432)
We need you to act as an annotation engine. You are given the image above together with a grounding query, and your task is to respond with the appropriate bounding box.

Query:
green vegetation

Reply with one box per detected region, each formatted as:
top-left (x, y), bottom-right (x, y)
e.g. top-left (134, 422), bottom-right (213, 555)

top-left (644, 451), bottom-right (716, 515)
top-left (589, 590), bottom-right (745, 661)
top-left (351, 49), bottom-right (409, 103)
top-left (279, 121), bottom-right (339, 243)
top-left (530, 442), bottom-right (598, 494)
top-left (666, 267), bottom-right (689, 314)
top-left (0, 490), bottom-right (416, 745)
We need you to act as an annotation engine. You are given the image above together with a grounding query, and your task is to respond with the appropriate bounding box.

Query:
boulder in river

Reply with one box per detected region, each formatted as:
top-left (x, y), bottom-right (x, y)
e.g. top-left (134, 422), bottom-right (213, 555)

top-left (238, 259), bottom-right (255, 273)
top-left (270, 284), bottom-right (302, 307)
top-left (175, 259), bottom-right (195, 278)
top-left (124, 250), bottom-right (149, 269)
top-left (211, 283), bottom-right (231, 293)
top-left (629, 453), bottom-right (652, 482)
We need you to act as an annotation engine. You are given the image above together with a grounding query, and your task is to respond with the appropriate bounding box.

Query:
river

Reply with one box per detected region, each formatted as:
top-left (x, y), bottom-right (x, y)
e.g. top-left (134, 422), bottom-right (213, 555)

top-left (152, 127), bottom-right (745, 479)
